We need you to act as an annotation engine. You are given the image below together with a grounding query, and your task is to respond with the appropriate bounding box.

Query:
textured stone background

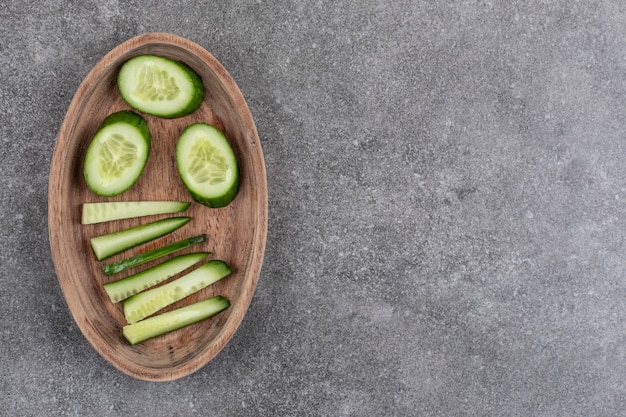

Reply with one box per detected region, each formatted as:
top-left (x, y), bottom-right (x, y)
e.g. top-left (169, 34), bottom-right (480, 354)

top-left (1, 1), bottom-right (625, 416)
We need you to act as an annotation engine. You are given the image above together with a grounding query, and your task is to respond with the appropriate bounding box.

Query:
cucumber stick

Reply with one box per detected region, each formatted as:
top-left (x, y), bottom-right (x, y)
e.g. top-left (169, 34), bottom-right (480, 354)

top-left (90, 217), bottom-right (190, 261)
top-left (124, 260), bottom-right (232, 323)
top-left (176, 123), bottom-right (239, 208)
top-left (82, 201), bottom-right (190, 224)
top-left (103, 252), bottom-right (210, 303)
top-left (102, 234), bottom-right (207, 275)
top-left (117, 55), bottom-right (204, 118)
top-left (84, 111), bottom-right (151, 197)
top-left (123, 296), bottom-right (230, 345)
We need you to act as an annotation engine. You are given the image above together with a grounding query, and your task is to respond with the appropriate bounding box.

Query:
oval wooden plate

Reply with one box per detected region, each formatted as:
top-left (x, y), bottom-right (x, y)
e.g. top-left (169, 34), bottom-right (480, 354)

top-left (48, 33), bottom-right (267, 381)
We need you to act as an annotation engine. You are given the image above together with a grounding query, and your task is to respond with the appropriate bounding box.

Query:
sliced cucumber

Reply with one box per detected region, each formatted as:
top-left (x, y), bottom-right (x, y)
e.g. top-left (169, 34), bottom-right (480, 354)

top-left (123, 296), bottom-right (230, 345)
top-left (103, 252), bottom-right (209, 303)
top-left (102, 234), bottom-right (207, 275)
top-left (124, 259), bottom-right (232, 323)
top-left (117, 54), bottom-right (204, 118)
top-left (81, 201), bottom-right (190, 224)
top-left (90, 217), bottom-right (190, 261)
top-left (84, 111), bottom-right (151, 197)
top-left (176, 123), bottom-right (239, 208)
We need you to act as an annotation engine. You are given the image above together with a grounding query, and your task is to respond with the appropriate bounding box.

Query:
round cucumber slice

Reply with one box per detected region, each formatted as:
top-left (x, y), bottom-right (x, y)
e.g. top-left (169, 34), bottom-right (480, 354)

top-left (84, 111), bottom-right (151, 197)
top-left (176, 123), bottom-right (239, 208)
top-left (117, 55), bottom-right (204, 118)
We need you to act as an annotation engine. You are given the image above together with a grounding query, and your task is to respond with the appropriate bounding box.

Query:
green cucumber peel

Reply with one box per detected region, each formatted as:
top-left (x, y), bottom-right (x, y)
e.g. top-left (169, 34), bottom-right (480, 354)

top-left (102, 234), bottom-right (207, 275)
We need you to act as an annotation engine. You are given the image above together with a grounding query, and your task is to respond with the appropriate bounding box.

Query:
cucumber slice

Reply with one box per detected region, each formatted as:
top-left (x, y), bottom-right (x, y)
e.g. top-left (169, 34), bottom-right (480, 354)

top-left (117, 54), bottom-right (204, 118)
top-left (84, 111), bottom-right (151, 197)
top-left (90, 217), bottom-right (190, 261)
top-left (82, 201), bottom-right (190, 224)
top-left (103, 252), bottom-right (210, 303)
top-left (176, 123), bottom-right (239, 208)
top-left (102, 234), bottom-right (207, 275)
top-left (124, 260), bottom-right (232, 323)
top-left (123, 296), bottom-right (230, 345)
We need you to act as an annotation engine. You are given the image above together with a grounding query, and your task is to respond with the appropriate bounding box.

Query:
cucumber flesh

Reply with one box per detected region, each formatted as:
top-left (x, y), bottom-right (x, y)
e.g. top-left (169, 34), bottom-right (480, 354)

top-left (124, 260), bottom-right (232, 323)
top-left (117, 54), bottom-right (204, 118)
top-left (123, 296), bottom-right (230, 345)
top-left (84, 111), bottom-right (151, 197)
top-left (102, 234), bottom-right (207, 275)
top-left (103, 252), bottom-right (210, 303)
top-left (176, 123), bottom-right (239, 208)
top-left (82, 201), bottom-right (190, 224)
top-left (90, 217), bottom-right (190, 261)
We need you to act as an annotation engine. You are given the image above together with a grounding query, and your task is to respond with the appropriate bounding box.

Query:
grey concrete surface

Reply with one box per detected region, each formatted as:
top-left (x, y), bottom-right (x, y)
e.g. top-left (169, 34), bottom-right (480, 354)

top-left (1, 0), bottom-right (624, 416)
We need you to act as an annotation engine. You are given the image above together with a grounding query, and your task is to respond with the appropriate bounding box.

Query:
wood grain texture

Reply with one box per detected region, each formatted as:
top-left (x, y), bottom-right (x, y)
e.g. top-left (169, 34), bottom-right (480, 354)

top-left (48, 33), bottom-right (267, 381)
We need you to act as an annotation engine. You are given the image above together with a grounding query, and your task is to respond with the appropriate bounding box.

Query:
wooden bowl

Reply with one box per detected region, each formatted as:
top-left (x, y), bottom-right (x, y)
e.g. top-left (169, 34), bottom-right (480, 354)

top-left (48, 33), bottom-right (267, 381)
